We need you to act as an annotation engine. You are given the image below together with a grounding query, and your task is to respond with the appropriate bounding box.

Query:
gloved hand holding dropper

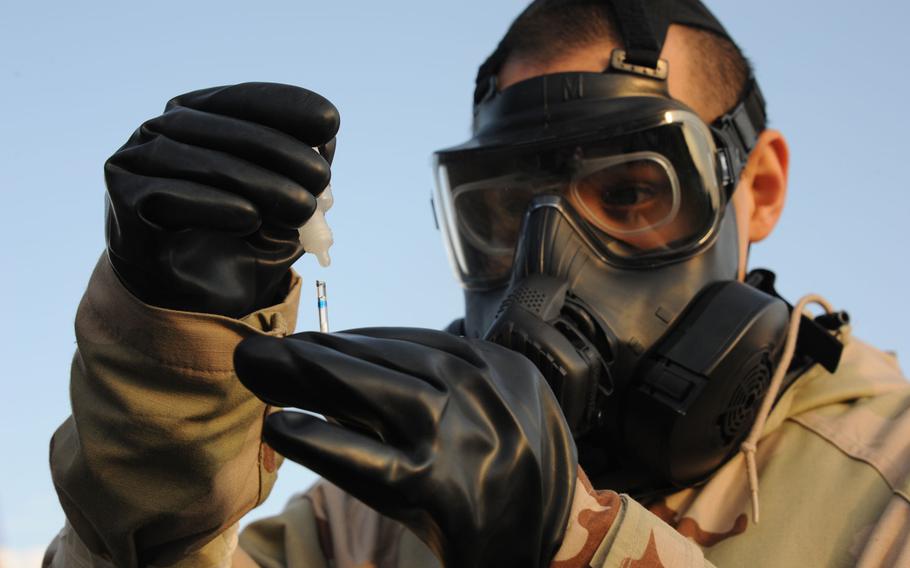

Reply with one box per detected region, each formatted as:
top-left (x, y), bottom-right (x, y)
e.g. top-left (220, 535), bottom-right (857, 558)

top-left (104, 82), bottom-right (339, 317)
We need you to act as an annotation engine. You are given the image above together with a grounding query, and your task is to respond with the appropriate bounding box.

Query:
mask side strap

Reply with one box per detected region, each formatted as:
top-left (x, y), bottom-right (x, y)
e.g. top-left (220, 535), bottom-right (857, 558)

top-left (711, 78), bottom-right (767, 195)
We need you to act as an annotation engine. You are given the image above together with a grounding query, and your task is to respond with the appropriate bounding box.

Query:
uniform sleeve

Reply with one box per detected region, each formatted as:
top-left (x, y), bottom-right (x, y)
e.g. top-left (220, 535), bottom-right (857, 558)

top-left (551, 469), bottom-right (715, 568)
top-left (44, 254), bottom-right (302, 568)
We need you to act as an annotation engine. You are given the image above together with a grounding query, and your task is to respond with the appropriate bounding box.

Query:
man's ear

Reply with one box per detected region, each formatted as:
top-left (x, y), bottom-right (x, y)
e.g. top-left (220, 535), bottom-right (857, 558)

top-left (738, 129), bottom-right (789, 242)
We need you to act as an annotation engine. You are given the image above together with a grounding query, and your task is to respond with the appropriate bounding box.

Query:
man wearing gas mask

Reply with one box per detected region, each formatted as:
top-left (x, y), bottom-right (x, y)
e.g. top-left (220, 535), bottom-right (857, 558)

top-left (46, 0), bottom-right (910, 567)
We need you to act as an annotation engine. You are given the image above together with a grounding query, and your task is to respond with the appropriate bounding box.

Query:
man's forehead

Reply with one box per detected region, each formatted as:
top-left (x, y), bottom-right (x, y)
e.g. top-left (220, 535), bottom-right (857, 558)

top-left (496, 26), bottom-right (716, 123)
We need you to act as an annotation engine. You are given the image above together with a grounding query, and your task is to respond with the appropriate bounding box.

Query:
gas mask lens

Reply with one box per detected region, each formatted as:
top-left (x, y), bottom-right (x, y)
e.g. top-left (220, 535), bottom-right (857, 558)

top-left (568, 152), bottom-right (680, 239)
top-left (452, 153), bottom-right (680, 254)
top-left (434, 113), bottom-right (724, 288)
top-left (453, 177), bottom-right (544, 255)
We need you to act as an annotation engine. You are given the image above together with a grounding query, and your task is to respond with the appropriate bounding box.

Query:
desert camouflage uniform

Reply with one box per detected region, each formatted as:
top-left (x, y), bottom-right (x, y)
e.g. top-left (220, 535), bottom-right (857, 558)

top-left (45, 257), bottom-right (910, 567)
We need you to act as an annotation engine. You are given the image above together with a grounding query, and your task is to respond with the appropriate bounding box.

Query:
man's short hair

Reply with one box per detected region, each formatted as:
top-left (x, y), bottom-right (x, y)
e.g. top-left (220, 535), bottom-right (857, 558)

top-left (496, 2), bottom-right (754, 121)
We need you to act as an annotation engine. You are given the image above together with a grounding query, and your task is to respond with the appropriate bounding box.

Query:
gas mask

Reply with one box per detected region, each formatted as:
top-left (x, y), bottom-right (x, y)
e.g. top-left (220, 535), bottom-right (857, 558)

top-left (431, 0), bottom-right (803, 493)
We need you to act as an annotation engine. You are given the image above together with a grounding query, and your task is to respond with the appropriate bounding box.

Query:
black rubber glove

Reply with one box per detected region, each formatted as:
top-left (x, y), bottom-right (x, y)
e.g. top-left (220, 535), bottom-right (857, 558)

top-left (234, 327), bottom-right (577, 568)
top-left (104, 82), bottom-right (339, 317)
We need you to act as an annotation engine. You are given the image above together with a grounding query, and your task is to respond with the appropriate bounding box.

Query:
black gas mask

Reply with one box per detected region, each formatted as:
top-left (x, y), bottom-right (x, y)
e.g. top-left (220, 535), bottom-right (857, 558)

top-left (431, 0), bottom-right (807, 494)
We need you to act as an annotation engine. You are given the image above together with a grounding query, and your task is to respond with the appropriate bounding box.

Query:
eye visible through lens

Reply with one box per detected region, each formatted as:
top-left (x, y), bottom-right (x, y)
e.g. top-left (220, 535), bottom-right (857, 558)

top-left (570, 158), bottom-right (679, 239)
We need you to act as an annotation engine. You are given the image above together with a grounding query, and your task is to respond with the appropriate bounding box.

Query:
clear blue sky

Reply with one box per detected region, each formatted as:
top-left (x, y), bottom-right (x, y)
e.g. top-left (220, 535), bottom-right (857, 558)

top-left (1, 0), bottom-right (908, 559)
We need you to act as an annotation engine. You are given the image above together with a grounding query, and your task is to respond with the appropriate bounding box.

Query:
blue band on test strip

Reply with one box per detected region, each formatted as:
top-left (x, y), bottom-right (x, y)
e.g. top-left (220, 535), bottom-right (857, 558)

top-left (318, 299), bottom-right (327, 308)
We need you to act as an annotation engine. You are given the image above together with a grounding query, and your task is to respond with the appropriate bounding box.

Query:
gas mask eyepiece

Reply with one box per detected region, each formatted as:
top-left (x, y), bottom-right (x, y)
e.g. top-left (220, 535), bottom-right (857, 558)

top-left (433, 101), bottom-right (727, 291)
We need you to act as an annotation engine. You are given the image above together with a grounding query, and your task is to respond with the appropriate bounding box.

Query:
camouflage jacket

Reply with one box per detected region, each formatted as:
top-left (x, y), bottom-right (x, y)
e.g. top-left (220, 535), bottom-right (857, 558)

top-left (46, 257), bottom-right (910, 567)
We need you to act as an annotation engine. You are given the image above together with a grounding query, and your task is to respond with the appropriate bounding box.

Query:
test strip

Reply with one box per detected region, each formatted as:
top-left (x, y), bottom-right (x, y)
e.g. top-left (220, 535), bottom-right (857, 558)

top-left (316, 280), bottom-right (329, 333)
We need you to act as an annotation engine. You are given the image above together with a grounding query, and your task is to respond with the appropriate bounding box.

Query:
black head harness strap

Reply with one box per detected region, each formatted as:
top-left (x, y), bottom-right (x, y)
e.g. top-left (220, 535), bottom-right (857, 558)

top-left (607, 0), bottom-right (670, 69)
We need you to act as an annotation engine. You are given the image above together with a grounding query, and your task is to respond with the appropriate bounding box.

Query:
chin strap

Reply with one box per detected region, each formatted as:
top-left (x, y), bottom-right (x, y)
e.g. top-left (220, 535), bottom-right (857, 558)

top-left (739, 293), bottom-right (835, 524)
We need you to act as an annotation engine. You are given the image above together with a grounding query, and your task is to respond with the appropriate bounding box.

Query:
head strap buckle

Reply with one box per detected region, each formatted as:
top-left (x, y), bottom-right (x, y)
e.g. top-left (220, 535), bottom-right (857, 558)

top-left (608, 49), bottom-right (669, 79)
